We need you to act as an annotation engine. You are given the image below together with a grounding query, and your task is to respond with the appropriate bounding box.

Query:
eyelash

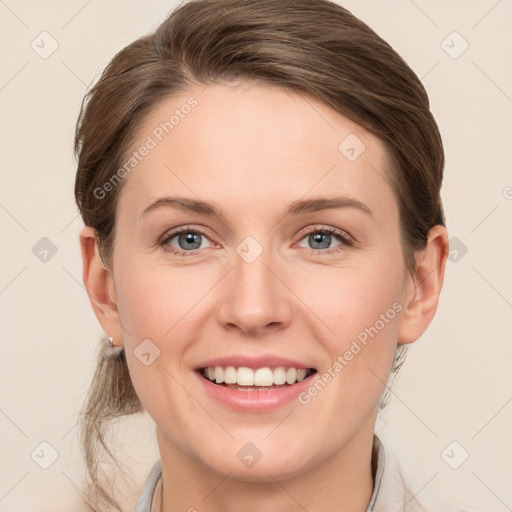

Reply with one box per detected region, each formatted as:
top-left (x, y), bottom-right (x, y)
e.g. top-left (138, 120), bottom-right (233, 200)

top-left (158, 224), bottom-right (355, 257)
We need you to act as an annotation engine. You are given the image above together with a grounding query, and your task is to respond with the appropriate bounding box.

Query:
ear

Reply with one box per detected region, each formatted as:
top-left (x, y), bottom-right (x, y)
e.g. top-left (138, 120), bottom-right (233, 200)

top-left (79, 226), bottom-right (124, 347)
top-left (397, 224), bottom-right (449, 344)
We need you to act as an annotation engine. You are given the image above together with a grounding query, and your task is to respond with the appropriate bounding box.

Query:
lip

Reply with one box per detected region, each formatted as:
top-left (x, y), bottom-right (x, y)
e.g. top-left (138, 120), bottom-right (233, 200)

top-left (194, 369), bottom-right (317, 412)
top-left (194, 354), bottom-right (316, 371)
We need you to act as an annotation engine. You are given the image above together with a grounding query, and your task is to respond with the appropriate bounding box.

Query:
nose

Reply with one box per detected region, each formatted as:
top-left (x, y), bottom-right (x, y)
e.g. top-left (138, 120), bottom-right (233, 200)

top-left (217, 245), bottom-right (293, 337)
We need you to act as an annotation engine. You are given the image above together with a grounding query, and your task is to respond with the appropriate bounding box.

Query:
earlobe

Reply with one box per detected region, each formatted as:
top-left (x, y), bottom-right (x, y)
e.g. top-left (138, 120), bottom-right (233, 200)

top-left (79, 226), bottom-right (123, 343)
top-left (397, 225), bottom-right (449, 344)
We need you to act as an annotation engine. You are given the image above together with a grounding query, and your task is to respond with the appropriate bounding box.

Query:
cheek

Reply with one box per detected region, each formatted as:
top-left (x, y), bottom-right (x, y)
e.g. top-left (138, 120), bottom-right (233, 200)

top-left (112, 263), bottom-right (216, 411)
top-left (293, 257), bottom-right (404, 342)
top-left (114, 263), bottom-right (210, 345)
top-left (112, 268), bottom-right (198, 417)
top-left (293, 260), bottom-right (403, 403)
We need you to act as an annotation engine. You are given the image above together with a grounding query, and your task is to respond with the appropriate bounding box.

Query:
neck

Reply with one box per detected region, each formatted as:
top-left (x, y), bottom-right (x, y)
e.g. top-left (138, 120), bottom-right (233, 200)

top-left (155, 422), bottom-right (377, 512)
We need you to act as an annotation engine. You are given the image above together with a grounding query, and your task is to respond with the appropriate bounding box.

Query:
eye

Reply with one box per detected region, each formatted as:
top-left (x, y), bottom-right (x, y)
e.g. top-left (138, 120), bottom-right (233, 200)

top-left (296, 225), bottom-right (354, 255)
top-left (158, 224), bottom-right (355, 257)
top-left (159, 226), bottom-right (216, 256)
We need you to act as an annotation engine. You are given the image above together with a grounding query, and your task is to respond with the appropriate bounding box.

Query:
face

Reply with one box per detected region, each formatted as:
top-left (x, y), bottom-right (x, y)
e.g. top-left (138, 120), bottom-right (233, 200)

top-left (104, 80), bottom-right (414, 480)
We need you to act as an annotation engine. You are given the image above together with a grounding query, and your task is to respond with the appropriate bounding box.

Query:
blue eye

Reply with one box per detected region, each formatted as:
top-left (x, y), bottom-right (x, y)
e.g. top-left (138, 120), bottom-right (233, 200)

top-left (297, 226), bottom-right (354, 255)
top-left (159, 225), bottom-right (354, 257)
top-left (159, 226), bottom-right (214, 256)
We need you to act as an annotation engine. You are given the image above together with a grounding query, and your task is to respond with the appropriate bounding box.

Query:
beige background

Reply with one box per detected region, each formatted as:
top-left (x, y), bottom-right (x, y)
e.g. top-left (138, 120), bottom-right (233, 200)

top-left (1, 0), bottom-right (511, 510)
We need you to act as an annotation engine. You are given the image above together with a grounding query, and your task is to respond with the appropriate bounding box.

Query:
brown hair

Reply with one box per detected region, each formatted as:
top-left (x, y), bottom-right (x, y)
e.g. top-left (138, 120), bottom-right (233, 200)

top-left (74, 0), bottom-right (445, 510)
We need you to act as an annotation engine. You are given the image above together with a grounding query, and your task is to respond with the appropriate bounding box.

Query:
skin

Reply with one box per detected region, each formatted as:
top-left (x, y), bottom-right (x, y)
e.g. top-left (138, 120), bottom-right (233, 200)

top-left (80, 80), bottom-right (448, 512)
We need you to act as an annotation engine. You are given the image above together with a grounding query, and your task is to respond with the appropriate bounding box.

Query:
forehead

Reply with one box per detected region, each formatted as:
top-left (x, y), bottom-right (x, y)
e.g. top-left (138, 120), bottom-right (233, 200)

top-left (116, 80), bottom-right (397, 225)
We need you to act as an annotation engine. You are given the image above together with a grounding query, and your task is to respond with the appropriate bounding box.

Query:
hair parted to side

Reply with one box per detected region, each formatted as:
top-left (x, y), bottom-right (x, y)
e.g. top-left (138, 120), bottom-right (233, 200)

top-left (74, 0), bottom-right (446, 510)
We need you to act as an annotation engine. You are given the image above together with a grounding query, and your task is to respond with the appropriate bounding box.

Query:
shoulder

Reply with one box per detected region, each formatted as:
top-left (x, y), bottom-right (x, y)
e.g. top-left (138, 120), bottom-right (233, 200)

top-left (136, 460), bottom-right (162, 512)
top-left (372, 433), bottom-right (478, 512)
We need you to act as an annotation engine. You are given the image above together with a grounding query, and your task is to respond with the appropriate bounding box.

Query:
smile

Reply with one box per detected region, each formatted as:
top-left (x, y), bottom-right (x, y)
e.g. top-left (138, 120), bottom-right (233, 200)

top-left (195, 366), bottom-right (318, 412)
top-left (200, 366), bottom-right (317, 389)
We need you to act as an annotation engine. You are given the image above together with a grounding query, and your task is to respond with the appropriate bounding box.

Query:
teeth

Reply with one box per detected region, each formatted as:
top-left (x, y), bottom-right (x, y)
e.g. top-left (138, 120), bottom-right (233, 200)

top-left (274, 367), bottom-right (287, 385)
top-left (214, 367), bottom-right (224, 384)
top-left (224, 366), bottom-right (237, 384)
top-left (238, 367), bottom-right (255, 385)
top-left (286, 368), bottom-right (297, 384)
top-left (296, 369), bottom-right (308, 382)
top-left (202, 366), bottom-right (314, 386)
top-left (254, 368), bottom-right (273, 386)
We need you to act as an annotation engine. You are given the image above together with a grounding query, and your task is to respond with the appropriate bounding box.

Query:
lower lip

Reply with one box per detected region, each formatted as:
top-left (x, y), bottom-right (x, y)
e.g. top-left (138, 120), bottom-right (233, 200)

top-left (194, 370), bottom-right (316, 412)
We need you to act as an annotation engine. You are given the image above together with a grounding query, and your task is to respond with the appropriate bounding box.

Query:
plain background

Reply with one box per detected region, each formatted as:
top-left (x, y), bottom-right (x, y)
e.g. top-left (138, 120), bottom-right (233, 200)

top-left (1, 0), bottom-right (511, 510)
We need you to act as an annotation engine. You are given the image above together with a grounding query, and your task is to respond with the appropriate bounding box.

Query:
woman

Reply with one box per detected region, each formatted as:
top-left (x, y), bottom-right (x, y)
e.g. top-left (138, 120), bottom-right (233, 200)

top-left (74, 0), bottom-right (455, 510)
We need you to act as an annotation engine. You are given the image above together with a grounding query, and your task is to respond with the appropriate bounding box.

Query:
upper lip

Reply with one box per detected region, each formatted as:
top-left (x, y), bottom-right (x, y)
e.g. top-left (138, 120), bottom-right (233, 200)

top-left (194, 355), bottom-right (316, 371)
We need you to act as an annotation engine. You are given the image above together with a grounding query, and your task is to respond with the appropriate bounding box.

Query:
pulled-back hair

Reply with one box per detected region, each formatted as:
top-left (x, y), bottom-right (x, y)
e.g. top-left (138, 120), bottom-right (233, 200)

top-left (74, 1), bottom-right (445, 510)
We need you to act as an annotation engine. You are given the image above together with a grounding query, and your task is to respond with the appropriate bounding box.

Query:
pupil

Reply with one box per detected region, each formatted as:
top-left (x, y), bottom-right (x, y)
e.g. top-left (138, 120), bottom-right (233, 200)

top-left (179, 232), bottom-right (201, 250)
top-left (311, 233), bottom-right (330, 249)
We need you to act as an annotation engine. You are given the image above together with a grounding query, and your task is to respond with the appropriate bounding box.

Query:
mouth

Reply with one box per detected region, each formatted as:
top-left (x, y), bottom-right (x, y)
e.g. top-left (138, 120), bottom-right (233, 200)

top-left (196, 366), bottom-right (318, 391)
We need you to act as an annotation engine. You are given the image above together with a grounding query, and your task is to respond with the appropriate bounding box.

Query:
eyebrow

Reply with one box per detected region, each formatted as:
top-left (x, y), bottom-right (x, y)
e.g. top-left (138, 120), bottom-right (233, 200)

top-left (140, 195), bottom-right (373, 219)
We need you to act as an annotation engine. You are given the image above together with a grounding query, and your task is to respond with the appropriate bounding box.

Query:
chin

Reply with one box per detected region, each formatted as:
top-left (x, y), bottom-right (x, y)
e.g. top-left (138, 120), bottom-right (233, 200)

top-left (199, 449), bottom-right (313, 483)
